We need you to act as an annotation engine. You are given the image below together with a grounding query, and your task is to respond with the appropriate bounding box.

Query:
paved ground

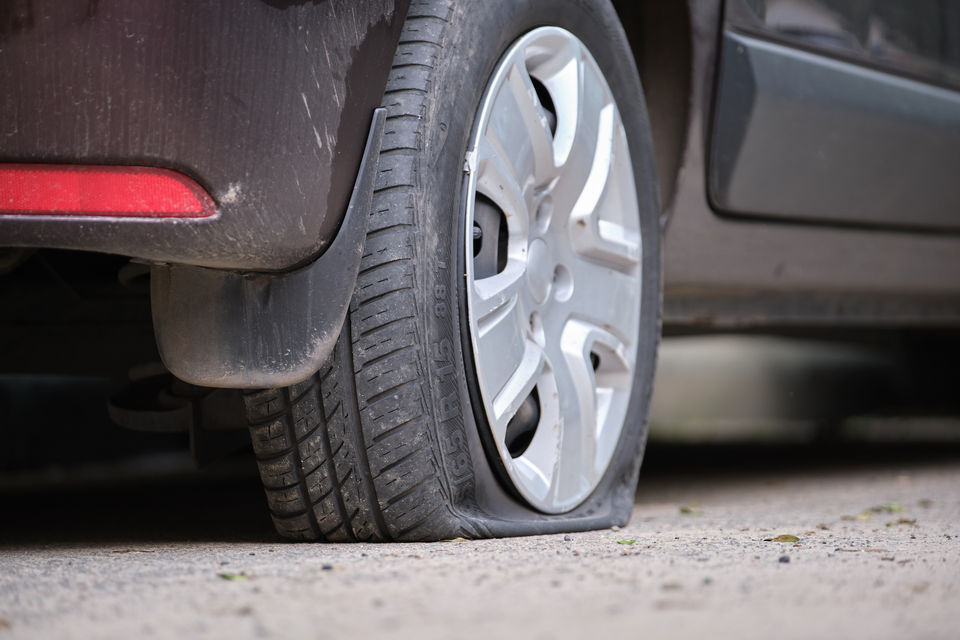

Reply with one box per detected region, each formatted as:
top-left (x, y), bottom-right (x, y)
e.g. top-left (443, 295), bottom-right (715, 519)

top-left (1, 443), bottom-right (958, 640)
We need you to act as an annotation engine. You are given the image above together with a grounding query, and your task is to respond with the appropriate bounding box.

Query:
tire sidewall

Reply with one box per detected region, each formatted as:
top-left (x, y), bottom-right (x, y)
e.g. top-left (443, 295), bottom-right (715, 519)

top-left (413, 0), bottom-right (661, 523)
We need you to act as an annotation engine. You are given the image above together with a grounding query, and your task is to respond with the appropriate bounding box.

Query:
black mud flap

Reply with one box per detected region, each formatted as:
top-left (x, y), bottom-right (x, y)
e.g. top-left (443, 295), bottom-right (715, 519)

top-left (150, 109), bottom-right (386, 388)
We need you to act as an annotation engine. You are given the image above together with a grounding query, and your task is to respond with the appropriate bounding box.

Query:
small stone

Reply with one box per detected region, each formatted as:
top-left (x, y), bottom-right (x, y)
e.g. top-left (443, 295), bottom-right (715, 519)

top-left (321, 564), bottom-right (334, 571)
top-left (703, 577), bottom-right (713, 586)
top-left (778, 555), bottom-right (790, 564)
top-left (563, 535), bottom-right (573, 542)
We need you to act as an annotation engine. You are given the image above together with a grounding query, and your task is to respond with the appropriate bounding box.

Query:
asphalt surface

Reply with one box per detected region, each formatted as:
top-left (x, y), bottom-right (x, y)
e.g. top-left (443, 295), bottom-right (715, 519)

top-left (1, 442), bottom-right (958, 640)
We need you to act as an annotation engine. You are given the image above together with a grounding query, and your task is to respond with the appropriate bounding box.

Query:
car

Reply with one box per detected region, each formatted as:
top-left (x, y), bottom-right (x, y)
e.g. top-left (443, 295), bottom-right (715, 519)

top-left (1, 0), bottom-right (959, 541)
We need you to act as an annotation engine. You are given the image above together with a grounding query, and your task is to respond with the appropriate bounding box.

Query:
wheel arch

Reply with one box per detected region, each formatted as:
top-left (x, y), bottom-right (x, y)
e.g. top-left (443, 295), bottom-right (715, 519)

top-left (611, 0), bottom-right (694, 216)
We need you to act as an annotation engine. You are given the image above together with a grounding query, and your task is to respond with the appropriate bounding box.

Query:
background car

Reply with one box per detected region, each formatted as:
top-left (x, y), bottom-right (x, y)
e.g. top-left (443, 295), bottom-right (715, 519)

top-left (1, 0), bottom-right (958, 541)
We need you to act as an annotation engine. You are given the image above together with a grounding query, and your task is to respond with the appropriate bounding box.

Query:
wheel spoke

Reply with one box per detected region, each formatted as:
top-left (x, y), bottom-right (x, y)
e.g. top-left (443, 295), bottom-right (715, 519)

top-left (545, 55), bottom-right (613, 221)
top-left (555, 319), bottom-right (632, 487)
top-left (568, 112), bottom-right (641, 269)
top-left (510, 362), bottom-right (561, 505)
top-left (542, 318), bottom-right (595, 502)
top-left (582, 327), bottom-right (633, 469)
top-left (471, 260), bottom-right (525, 323)
top-left (564, 256), bottom-right (640, 346)
top-left (476, 132), bottom-right (529, 233)
top-left (489, 339), bottom-right (546, 441)
top-left (512, 450), bottom-right (555, 505)
top-left (504, 60), bottom-right (558, 186)
top-left (526, 34), bottom-right (582, 169)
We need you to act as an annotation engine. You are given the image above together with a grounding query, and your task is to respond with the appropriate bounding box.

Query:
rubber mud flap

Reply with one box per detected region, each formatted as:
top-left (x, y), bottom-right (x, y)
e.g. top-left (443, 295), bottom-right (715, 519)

top-left (151, 109), bottom-right (387, 389)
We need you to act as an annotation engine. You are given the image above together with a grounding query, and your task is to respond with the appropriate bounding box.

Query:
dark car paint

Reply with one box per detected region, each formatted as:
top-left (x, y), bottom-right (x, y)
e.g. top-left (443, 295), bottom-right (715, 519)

top-left (0, 0), bottom-right (409, 272)
top-left (709, 30), bottom-right (960, 232)
top-left (726, 0), bottom-right (960, 90)
top-left (662, 0), bottom-right (960, 328)
top-left (710, 0), bottom-right (960, 231)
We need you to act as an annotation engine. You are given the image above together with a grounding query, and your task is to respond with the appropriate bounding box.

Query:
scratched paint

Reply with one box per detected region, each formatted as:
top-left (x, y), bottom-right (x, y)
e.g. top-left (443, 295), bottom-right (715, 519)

top-left (0, 0), bottom-right (409, 272)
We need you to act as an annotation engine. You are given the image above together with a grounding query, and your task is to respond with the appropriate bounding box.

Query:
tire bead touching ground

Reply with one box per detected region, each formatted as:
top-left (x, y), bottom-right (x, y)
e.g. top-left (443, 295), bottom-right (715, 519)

top-left (244, 0), bottom-right (661, 542)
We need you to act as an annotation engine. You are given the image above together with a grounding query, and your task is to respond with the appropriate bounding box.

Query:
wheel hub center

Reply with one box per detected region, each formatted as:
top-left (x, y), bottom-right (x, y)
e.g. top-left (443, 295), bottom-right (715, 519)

top-left (526, 238), bottom-right (553, 304)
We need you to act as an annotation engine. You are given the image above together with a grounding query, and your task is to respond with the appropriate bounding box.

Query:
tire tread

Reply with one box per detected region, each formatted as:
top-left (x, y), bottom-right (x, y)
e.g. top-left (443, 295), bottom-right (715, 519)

top-left (245, 0), bottom-right (463, 541)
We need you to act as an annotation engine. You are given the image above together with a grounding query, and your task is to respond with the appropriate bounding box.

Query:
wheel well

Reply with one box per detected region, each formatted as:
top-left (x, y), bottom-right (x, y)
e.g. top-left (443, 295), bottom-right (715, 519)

top-left (612, 0), bottom-right (693, 214)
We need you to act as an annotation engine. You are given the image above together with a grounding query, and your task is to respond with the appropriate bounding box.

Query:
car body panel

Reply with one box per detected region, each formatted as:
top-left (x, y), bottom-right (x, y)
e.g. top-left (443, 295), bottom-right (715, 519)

top-left (0, 0), bottom-right (409, 272)
top-left (710, 31), bottom-right (960, 232)
top-left (725, 0), bottom-right (960, 90)
top-left (662, 0), bottom-right (960, 327)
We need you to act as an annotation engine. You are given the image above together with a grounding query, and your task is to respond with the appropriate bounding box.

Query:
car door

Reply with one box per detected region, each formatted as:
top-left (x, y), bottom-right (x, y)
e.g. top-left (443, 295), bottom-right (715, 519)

top-left (709, 0), bottom-right (960, 232)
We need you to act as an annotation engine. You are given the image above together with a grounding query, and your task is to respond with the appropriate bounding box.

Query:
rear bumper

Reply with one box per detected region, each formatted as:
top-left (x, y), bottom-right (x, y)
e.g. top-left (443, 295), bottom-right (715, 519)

top-left (0, 0), bottom-right (407, 272)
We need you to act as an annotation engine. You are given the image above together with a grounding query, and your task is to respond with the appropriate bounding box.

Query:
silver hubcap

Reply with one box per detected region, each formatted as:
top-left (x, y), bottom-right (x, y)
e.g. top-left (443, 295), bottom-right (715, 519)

top-left (463, 27), bottom-right (643, 513)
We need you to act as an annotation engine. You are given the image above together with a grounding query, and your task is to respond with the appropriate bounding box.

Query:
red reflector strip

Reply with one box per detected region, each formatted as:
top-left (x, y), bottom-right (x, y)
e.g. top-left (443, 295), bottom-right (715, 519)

top-left (0, 164), bottom-right (216, 218)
